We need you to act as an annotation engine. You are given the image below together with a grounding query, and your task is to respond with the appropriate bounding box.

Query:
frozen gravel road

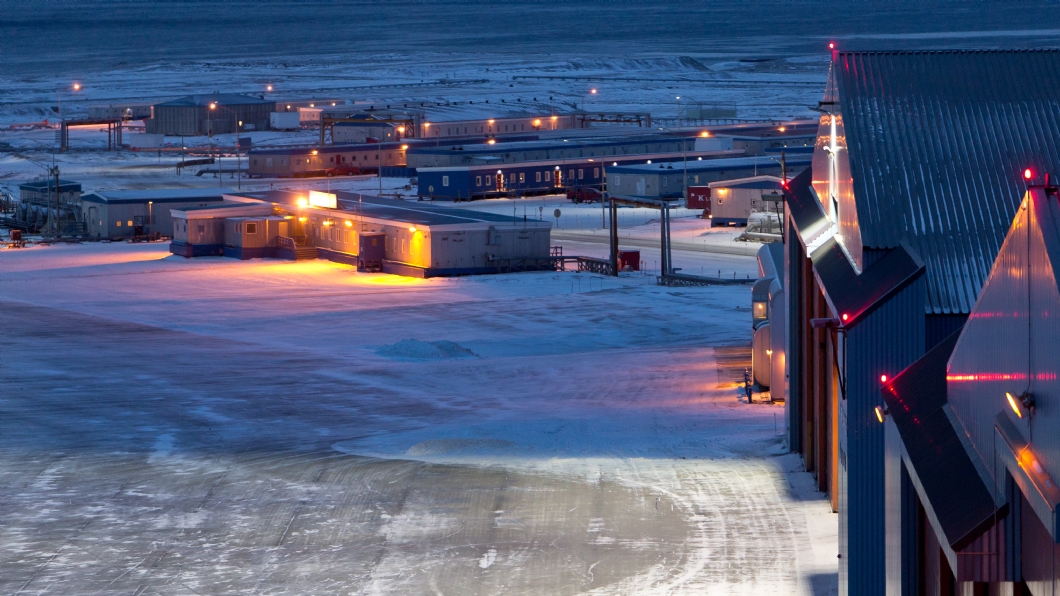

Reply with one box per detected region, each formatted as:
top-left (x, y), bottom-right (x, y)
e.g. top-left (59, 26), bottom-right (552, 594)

top-left (0, 243), bottom-right (836, 595)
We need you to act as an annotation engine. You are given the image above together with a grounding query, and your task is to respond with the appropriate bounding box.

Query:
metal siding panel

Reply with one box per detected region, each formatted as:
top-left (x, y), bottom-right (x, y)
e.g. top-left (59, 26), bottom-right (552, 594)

top-left (786, 221), bottom-right (805, 450)
top-left (885, 418), bottom-right (904, 596)
top-left (845, 277), bottom-right (925, 596)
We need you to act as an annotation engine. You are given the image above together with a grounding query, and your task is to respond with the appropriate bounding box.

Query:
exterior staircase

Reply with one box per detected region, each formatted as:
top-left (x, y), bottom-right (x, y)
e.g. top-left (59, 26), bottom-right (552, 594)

top-left (294, 246), bottom-right (319, 260)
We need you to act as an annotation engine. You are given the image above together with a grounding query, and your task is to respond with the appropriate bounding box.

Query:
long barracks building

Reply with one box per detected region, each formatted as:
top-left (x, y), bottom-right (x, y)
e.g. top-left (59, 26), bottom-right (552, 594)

top-left (781, 49), bottom-right (1060, 595)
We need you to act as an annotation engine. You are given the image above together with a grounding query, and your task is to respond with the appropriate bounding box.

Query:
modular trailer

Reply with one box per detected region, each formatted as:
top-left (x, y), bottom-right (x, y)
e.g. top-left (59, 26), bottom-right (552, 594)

top-left (606, 155), bottom-right (811, 201)
top-left (171, 191), bottom-right (552, 277)
top-left (246, 135), bottom-right (541, 178)
top-left (415, 149), bottom-right (744, 200)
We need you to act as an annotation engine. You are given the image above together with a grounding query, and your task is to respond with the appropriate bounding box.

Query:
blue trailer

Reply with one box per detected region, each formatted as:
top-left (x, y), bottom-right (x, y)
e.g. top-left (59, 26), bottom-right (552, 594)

top-left (416, 150), bottom-right (743, 201)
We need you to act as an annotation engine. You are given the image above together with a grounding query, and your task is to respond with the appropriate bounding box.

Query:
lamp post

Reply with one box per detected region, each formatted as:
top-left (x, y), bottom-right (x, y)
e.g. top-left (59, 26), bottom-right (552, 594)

top-left (210, 102), bottom-right (243, 189)
top-left (148, 201), bottom-right (153, 235)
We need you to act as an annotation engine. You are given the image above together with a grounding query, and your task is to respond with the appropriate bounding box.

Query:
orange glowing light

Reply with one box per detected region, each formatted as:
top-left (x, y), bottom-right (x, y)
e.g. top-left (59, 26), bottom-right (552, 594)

top-left (297, 198), bottom-right (308, 207)
top-left (424, 122), bottom-right (431, 128)
top-left (533, 119), bottom-right (542, 126)
top-left (488, 119), bottom-right (495, 124)
top-left (487, 139), bottom-right (496, 145)
top-left (408, 226), bottom-right (417, 233)
top-left (267, 85), bottom-right (273, 92)
top-left (401, 144), bottom-right (409, 150)
top-left (72, 83), bottom-right (81, 91)
top-left (311, 150), bottom-right (318, 155)
top-left (880, 374), bottom-right (888, 383)
top-left (1024, 168), bottom-right (1034, 180)
top-left (551, 116), bottom-right (558, 121)
top-left (874, 406), bottom-right (885, 423)
top-left (700, 131), bottom-right (710, 137)
top-left (397, 126), bottom-right (405, 133)
top-left (298, 216), bottom-right (307, 222)
top-left (1007, 392), bottom-right (1023, 418)
top-left (344, 220), bottom-right (352, 227)
top-left (779, 126), bottom-right (786, 132)
top-left (209, 102), bottom-right (217, 110)
top-left (591, 88), bottom-right (597, 94)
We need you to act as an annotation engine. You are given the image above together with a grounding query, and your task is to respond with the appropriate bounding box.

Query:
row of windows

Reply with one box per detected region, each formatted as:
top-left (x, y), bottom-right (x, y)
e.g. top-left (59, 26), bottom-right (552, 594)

top-left (459, 168), bottom-right (600, 188)
top-left (316, 225), bottom-right (354, 244)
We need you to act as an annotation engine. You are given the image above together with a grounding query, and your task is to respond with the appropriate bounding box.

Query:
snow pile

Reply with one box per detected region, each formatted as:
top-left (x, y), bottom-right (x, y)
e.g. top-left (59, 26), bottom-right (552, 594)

top-left (376, 339), bottom-right (478, 360)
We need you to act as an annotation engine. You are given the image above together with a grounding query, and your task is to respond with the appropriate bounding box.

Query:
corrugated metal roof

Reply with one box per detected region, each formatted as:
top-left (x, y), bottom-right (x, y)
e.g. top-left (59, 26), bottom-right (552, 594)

top-left (83, 188), bottom-right (230, 203)
top-left (812, 238), bottom-right (924, 327)
top-left (155, 94), bottom-right (274, 107)
top-left (835, 50), bottom-right (1060, 314)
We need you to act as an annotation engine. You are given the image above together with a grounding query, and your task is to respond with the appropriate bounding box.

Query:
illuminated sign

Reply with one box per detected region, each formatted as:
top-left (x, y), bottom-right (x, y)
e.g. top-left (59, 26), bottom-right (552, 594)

top-left (309, 191), bottom-right (337, 209)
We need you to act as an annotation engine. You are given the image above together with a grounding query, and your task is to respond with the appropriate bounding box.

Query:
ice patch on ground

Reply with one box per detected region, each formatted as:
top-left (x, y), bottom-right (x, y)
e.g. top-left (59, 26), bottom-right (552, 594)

top-left (376, 339), bottom-right (478, 360)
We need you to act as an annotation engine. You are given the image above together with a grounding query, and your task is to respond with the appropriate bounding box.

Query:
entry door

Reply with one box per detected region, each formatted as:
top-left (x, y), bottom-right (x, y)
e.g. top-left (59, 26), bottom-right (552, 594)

top-left (554, 169), bottom-right (563, 187)
top-left (497, 173), bottom-right (506, 191)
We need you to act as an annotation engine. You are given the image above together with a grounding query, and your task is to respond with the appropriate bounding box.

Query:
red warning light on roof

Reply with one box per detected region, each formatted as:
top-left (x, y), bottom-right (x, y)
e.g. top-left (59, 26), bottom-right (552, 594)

top-left (880, 374), bottom-right (889, 383)
top-left (829, 42), bottom-right (835, 50)
top-left (841, 313), bottom-right (849, 322)
top-left (1024, 168), bottom-right (1034, 180)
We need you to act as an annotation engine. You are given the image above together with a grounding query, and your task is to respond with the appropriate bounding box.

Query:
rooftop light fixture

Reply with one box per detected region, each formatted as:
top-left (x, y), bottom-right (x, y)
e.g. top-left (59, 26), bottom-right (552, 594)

top-left (842, 313), bottom-right (850, 322)
top-left (829, 42), bottom-right (836, 50)
top-left (1025, 168), bottom-right (1035, 180)
top-left (880, 374), bottom-right (889, 383)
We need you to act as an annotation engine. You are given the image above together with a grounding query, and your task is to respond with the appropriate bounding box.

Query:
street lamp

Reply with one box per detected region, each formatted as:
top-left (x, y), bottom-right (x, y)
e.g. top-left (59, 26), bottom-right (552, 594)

top-left (148, 201), bottom-right (153, 235)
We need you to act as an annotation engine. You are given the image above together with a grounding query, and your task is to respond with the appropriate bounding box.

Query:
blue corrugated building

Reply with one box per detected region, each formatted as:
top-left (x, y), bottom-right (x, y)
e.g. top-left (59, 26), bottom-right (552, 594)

top-left (782, 49), bottom-right (1060, 596)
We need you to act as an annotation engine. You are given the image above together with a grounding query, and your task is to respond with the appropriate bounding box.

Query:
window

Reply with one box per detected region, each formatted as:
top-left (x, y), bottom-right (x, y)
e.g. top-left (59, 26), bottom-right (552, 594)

top-left (519, 173), bottom-right (525, 183)
top-left (594, 168), bottom-right (599, 178)
top-left (510, 174), bottom-right (516, 183)
top-left (246, 223), bottom-right (257, 234)
top-left (578, 169), bottom-right (584, 180)
top-left (127, 220), bottom-right (133, 226)
top-left (476, 176), bottom-right (482, 186)
top-left (569, 169), bottom-right (574, 180)
top-left (536, 172), bottom-right (542, 182)
top-left (197, 223), bottom-right (204, 234)
top-left (442, 176), bottom-right (449, 187)
top-left (486, 175), bottom-right (492, 185)
top-left (545, 171), bottom-right (551, 182)
top-left (116, 220), bottom-right (122, 227)
top-left (345, 231), bottom-right (351, 243)
top-left (694, 175), bottom-right (699, 183)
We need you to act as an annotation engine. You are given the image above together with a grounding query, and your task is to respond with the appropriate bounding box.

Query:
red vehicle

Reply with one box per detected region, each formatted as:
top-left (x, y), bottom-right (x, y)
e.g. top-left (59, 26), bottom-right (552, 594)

top-left (566, 186), bottom-right (605, 204)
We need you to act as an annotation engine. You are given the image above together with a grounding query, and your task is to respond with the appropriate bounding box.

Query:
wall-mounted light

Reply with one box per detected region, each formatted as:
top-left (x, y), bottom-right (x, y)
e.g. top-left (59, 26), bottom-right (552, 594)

top-left (344, 220), bottom-right (352, 227)
top-left (874, 405), bottom-right (888, 423)
top-left (1007, 391), bottom-right (1035, 419)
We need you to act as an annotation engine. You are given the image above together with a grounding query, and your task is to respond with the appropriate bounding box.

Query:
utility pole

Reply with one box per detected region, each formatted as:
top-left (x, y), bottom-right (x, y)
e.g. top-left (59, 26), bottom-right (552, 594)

top-left (50, 165), bottom-right (61, 238)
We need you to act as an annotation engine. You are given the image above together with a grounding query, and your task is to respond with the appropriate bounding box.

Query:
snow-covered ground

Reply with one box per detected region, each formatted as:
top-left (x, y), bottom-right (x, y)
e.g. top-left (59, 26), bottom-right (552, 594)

top-left (0, 242), bottom-right (836, 595)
